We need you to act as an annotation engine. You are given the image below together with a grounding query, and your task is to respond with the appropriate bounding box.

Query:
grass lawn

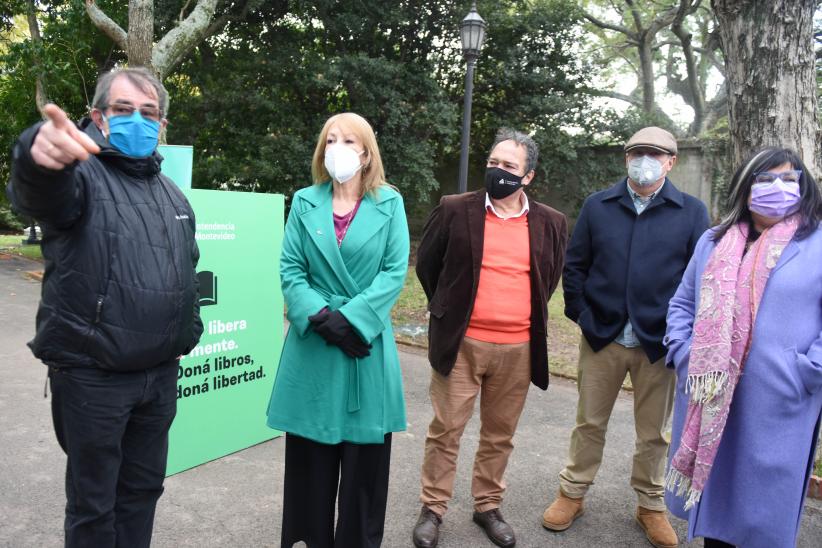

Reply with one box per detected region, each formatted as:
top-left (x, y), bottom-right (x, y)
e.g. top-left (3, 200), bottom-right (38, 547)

top-left (0, 234), bottom-right (43, 261)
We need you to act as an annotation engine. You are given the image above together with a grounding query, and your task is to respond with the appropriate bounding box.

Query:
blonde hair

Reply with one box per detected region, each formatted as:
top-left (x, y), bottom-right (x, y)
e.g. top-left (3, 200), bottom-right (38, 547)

top-left (311, 113), bottom-right (388, 197)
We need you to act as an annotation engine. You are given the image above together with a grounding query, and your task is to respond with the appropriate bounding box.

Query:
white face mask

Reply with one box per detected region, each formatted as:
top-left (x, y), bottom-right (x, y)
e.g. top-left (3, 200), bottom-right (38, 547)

top-left (627, 155), bottom-right (665, 186)
top-left (324, 144), bottom-right (364, 184)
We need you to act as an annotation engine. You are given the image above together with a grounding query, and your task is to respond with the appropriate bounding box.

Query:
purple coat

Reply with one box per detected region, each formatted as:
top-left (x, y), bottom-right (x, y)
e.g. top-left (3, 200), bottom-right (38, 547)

top-left (665, 226), bottom-right (822, 548)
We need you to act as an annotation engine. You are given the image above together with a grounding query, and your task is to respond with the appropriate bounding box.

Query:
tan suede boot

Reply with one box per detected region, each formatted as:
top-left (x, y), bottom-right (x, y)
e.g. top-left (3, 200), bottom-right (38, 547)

top-left (541, 490), bottom-right (584, 531)
top-left (635, 506), bottom-right (678, 548)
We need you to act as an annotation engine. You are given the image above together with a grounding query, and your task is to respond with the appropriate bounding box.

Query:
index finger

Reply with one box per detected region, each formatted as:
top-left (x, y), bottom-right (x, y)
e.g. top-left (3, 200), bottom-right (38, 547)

top-left (42, 104), bottom-right (72, 130)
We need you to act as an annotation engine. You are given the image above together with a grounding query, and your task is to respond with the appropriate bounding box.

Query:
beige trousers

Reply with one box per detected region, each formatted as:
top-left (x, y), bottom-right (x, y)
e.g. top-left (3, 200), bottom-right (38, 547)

top-left (419, 337), bottom-right (532, 516)
top-left (559, 337), bottom-right (675, 510)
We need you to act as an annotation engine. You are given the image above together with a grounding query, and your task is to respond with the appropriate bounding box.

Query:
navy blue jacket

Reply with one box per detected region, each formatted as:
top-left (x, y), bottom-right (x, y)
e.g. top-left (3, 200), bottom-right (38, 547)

top-left (563, 178), bottom-right (709, 362)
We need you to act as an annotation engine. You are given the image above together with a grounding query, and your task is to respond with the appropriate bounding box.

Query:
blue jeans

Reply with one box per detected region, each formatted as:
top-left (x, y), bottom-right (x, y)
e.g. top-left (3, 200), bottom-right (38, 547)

top-left (49, 362), bottom-right (177, 548)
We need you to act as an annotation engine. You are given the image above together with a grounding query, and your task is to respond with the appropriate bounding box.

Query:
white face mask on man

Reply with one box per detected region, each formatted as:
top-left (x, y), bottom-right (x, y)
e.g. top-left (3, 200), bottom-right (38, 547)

top-left (324, 144), bottom-right (364, 183)
top-left (627, 155), bottom-right (664, 186)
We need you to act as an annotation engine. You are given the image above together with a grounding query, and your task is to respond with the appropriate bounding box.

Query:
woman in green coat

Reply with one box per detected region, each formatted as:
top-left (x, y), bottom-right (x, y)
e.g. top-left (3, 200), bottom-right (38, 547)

top-left (267, 112), bottom-right (409, 548)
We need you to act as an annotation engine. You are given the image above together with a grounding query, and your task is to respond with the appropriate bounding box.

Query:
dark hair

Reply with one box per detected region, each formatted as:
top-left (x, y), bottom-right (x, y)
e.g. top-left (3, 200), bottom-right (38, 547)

top-left (713, 147), bottom-right (822, 241)
top-left (91, 67), bottom-right (169, 116)
top-left (488, 127), bottom-right (539, 174)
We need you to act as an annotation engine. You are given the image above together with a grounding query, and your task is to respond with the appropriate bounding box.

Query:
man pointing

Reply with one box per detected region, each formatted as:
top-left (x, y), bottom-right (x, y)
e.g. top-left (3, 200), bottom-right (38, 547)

top-left (6, 67), bottom-right (202, 548)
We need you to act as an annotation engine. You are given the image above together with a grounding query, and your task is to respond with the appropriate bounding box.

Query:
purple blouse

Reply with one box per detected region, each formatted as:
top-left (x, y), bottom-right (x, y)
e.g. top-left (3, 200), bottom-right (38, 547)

top-left (333, 199), bottom-right (362, 246)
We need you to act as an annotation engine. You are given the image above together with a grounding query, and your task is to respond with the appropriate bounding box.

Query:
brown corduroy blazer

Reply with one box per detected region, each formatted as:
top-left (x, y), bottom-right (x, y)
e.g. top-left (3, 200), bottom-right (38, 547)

top-left (415, 189), bottom-right (568, 390)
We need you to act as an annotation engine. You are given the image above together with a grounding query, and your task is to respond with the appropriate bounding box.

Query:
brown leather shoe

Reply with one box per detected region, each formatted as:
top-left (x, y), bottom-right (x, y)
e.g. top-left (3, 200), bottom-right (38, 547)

top-left (636, 506), bottom-right (678, 548)
top-left (412, 506), bottom-right (442, 548)
top-left (472, 508), bottom-right (516, 547)
top-left (542, 490), bottom-right (584, 531)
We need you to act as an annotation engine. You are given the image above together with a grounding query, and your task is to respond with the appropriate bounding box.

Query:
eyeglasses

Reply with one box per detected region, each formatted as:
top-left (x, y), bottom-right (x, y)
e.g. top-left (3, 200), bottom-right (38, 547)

top-left (104, 102), bottom-right (162, 121)
top-left (754, 170), bottom-right (802, 184)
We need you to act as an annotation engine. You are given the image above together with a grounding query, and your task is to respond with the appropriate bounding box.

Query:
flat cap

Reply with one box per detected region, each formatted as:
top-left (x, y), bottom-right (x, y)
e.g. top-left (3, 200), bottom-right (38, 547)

top-left (624, 126), bottom-right (677, 155)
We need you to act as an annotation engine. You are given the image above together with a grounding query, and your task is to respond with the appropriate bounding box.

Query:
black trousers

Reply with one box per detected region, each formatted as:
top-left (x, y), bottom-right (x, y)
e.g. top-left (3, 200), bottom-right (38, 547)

top-left (281, 432), bottom-right (392, 548)
top-left (49, 363), bottom-right (177, 548)
top-left (704, 539), bottom-right (735, 548)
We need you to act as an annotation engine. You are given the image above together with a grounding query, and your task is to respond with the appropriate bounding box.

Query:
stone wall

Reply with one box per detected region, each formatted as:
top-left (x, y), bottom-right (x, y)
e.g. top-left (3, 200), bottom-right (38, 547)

top-left (534, 139), bottom-right (730, 225)
top-left (427, 139), bottom-right (730, 231)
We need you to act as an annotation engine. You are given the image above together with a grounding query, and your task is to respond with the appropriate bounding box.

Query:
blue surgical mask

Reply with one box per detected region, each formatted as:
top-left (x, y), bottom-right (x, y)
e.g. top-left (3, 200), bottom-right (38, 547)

top-left (627, 155), bottom-right (664, 186)
top-left (104, 111), bottom-right (160, 158)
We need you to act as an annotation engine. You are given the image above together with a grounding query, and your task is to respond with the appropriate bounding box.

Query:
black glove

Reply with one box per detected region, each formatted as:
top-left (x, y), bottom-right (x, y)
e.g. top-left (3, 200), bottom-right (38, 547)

top-left (308, 309), bottom-right (372, 358)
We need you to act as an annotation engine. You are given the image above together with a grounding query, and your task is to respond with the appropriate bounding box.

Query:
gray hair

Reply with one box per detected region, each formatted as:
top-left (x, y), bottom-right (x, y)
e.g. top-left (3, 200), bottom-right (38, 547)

top-left (488, 128), bottom-right (539, 174)
top-left (91, 67), bottom-right (169, 116)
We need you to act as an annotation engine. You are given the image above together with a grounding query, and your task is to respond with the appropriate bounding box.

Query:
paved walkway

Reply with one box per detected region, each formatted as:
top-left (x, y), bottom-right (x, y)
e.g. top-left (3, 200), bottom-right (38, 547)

top-left (1, 253), bottom-right (821, 547)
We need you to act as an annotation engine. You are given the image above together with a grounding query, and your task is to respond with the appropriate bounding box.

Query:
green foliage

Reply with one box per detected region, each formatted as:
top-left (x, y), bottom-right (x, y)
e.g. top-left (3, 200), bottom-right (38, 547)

top-left (163, 0), bottom-right (465, 208)
top-left (0, 199), bottom-right (24, 231)
top-left (1, 0), bottom-right (602, 216)
top-left (465, 1), bottom-right (588, 180)
top-left (0, 1), bottom-right (126, 185)
top-left (579, 1), bottom-right (724, 136)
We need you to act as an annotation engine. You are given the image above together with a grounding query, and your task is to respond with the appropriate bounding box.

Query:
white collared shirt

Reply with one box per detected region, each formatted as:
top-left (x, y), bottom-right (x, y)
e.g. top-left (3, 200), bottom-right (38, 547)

top-left (485, 192), bottom-right (530, 220)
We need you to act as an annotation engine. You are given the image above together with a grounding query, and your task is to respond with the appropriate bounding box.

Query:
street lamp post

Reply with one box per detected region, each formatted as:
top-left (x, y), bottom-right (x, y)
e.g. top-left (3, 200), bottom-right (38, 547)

top-left (22, 217), bottom-right (39, 245)
top-left (457, 2), bottom-right (486, 194)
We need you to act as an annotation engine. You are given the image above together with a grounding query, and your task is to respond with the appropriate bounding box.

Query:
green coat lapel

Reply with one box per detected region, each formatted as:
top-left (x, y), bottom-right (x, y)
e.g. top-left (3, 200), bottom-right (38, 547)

top-left (297, 183), bottom-right (362, 296)
top-left (342, 189), bottom-right (395, 259)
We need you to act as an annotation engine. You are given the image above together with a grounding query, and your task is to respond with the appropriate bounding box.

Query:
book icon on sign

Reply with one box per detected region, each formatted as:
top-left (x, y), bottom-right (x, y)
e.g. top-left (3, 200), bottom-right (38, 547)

top-left (198, 271), bottom-right (218, 306)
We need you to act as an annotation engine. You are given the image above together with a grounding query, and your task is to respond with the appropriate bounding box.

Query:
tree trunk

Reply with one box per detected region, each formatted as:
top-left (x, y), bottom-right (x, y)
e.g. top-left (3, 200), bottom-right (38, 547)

top-left (25, 0), bottom-right (48, 112)
top-left (671, 15), bottom-right (706, 135)
top-left (128, 0), bottom-right (154, 70)
top-left (712, 0), bottom-right (818, 173)
top-left (87, 0), bottom-right (247, 81)
top-left (637, 32), bottom-right (656, 113)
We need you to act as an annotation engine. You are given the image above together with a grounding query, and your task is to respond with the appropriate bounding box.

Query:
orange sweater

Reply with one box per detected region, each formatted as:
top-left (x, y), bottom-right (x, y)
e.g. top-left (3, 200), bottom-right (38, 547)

top-left (466, 210), bottom-right (531, 344)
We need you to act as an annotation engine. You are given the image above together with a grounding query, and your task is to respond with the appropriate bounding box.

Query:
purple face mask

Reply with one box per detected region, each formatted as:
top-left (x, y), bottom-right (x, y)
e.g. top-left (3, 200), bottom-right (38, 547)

top-left (749, 177), bottom-right (801, 218)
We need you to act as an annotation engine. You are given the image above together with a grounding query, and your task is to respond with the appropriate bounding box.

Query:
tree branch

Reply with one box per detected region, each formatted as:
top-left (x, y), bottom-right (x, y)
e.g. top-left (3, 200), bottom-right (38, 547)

top-left (85, 0), bottom-right (127, 51)
top-left (582, 10), bottom-right (636, 39)
top-left (652, 39), bottom-right (680, 50)
top-left (671, 0), bottom-right (705, 134)
top-left (625, 0), bottom-right (645, 33)
top-left (585, 88), bottom-right (644, 108)
top-left (693, 46), bottom-right (725, 76)
top-left (152, 0), bottom-right (221, 78)
top-left (702, 80), bottom-right (728, 131)
top-left (179, 0), bottom-right (193, 23)
top-left (645, 3), bottom-right (681, 36)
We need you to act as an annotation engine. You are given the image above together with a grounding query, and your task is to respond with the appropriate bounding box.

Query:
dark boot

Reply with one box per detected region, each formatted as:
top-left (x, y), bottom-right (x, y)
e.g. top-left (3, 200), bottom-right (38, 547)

top-left (472, 508), bottom-right (516, 547)
top-left (412, 506), bottom-right (442, 548)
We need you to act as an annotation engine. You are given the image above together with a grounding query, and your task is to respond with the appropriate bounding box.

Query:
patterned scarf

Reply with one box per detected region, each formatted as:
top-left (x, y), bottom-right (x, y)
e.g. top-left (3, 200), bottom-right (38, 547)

top-left (665, 215), bottom-right (799, 509)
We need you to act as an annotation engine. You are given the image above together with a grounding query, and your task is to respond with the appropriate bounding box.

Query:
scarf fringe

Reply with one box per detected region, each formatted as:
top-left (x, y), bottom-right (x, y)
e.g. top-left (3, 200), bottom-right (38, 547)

top-left (664, 467), bottom-right (703, 510)
top-left (686, 370), bottom-right (728, 403)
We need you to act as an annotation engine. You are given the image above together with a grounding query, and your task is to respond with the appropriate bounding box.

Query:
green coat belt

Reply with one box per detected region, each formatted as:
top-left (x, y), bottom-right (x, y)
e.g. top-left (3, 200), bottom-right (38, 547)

top-left (266, 182), bottom-right (409, 444)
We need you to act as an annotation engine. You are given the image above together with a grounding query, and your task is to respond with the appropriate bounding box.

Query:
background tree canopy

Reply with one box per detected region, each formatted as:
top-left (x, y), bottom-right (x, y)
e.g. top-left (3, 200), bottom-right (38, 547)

top-left (3, 1), bottom-right (820, 231)
top-left (0, 0), bottom-right (629, 229)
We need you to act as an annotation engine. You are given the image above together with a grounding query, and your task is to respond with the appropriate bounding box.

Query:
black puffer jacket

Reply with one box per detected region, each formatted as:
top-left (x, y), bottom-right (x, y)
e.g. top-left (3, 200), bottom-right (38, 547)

top-left (7, 118), bottom-right (203, 371)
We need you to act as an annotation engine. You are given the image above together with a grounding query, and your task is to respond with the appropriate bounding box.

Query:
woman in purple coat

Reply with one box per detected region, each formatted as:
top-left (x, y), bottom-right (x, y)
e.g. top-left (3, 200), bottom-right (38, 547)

top-left (664, 148), bottom-right (822, 548)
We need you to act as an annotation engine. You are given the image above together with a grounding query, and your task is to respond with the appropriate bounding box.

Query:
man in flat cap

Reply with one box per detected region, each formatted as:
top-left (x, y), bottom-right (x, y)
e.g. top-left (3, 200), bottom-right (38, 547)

top-left (541, 127), bottom-right (709, 548)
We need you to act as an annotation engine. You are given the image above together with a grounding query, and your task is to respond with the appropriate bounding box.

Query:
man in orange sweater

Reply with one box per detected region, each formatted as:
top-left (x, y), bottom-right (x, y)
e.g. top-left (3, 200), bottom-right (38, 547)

top-left (412, 128), bottom-right (568, 548)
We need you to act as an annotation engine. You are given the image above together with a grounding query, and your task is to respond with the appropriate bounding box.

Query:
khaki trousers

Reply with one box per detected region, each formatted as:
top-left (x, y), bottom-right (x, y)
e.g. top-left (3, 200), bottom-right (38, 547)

top-left (559, 337), bottom-right (675, 510)
top-left (419, 337), bottom-right (531, 516)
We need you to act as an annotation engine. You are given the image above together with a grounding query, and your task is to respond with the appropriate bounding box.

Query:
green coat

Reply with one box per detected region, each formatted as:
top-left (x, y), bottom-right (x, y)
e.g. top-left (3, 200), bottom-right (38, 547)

top-left (266, 182), bottom-right (409, 444)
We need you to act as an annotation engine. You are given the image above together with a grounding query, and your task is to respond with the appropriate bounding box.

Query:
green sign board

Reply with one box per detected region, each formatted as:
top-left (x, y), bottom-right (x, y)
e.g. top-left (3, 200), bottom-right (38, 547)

top-left (158, 145), bottom-right (193, 189)
top-left (167, 189), bottom-right (284, 475)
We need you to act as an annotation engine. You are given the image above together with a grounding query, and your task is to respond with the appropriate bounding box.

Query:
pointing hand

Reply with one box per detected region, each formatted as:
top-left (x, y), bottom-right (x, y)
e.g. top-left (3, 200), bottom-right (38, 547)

top-left (30, 104), bottom-right (100, 170)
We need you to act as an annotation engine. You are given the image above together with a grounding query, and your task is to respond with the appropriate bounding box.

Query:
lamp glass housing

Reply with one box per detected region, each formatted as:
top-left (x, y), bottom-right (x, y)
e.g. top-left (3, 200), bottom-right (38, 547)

top-left (460, 5), bottom-right (486, 57)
